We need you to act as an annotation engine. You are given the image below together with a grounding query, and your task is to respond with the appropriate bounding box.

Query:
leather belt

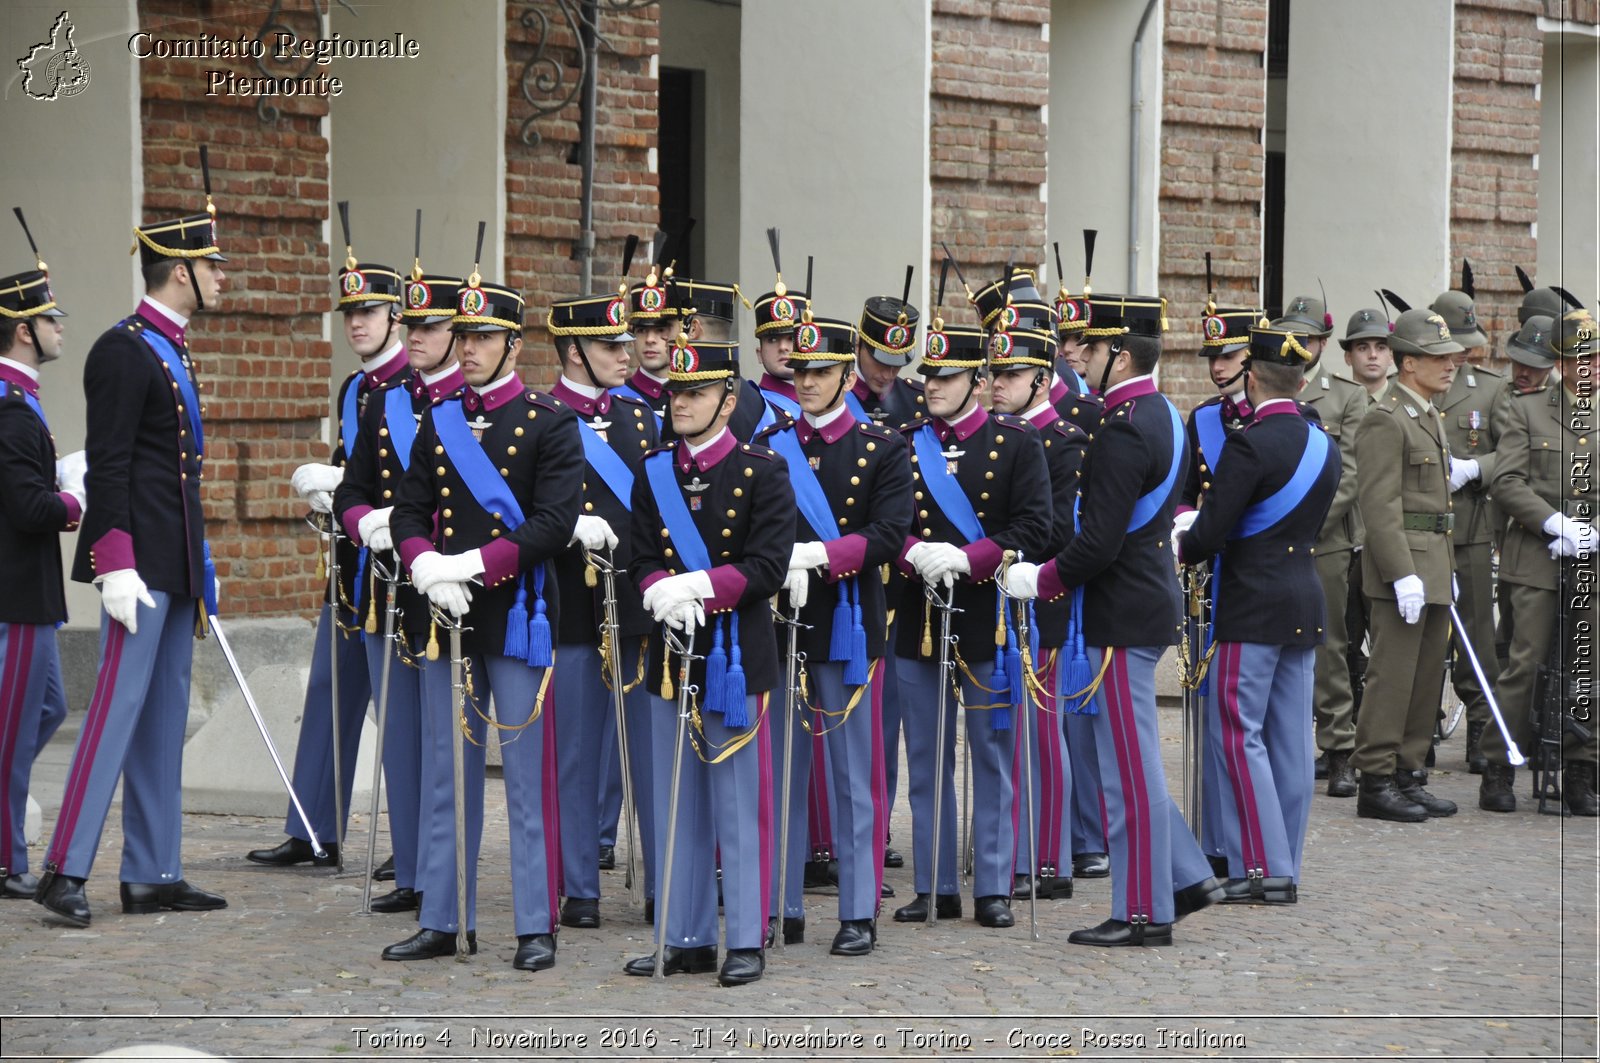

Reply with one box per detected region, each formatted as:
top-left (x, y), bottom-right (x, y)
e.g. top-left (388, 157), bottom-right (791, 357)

top-left (1402, 512), bottom-right (1454, 534)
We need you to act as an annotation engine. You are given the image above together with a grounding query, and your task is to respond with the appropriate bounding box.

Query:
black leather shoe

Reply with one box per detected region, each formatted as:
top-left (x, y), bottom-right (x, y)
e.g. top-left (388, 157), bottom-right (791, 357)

top-left (373, 854), bottom-right (395, 881)
top-left (1314, 751), bottom-right (1328, 779)
top-left (891, 893), bottom-right (961, 922)
top-left (1206, 853), bottom-right (1230, 879)
top-left (1068, 917), bottom-right (1172, 947)
top-left (3, 872), bottom-right (39, 899)
top-left (382, 928), bottom-right (476, 960)
top-left (598, 845), bottom-right (615, 870)
top-left (1220, 875), bottom-right (1298, 904)
top-left (1396, 771), bottom-right (1457, 817)
top-left (369, 887), bottom-right (419, 914)
top-left (974, 895), bottom-right (1014, 928)
top-left (623, 944), bottom-right (717, 977)
top-left (1172, 876), bottom-right (1225, 922)
top-left (1356, 771), bottom-right (1428, 822)
top-left (120, 879), bottom-right (227, 914)
top-left (35, 871), bottom-right (90, 927)
top-left (883, 847), bottom-right (904, 869)
top-left (880, 880), bottom-right (895, 898)
top-left (512, 933), bottom-right (557, 971)
top-left (764, 915), bottom-right (804, 947)
top-left (1015, 873), bottom-right (1073, 899)
top-left (830, 919), bottom-right (876, 956)
top-left (1072, 852), bottom-right (1110, 878)
top-left (718, 947), bottom-right (765, 986)
top-left (1465, 721), bottom-right (1487, 774)
top-left (560, 897), bottom-right (600, 929)
top-left (246, 837), bottom-right (338, 867)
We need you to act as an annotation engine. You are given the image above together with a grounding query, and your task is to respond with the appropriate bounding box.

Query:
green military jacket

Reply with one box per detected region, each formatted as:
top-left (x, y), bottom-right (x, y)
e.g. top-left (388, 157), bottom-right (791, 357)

top-left (1357, 379), bottom-right (1457, 603)
top-left (1303, 360), bottom-right (1369, 554)
top-left (1489, 382), bottom-right (1599, 591)
top-left (1438, 362), bottom-right (1510, 545)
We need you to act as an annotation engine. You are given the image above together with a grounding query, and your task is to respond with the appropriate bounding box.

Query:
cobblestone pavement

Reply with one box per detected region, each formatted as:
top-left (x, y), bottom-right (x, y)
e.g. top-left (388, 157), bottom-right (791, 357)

top-left (4, 704), bottom-right (1596, 1062)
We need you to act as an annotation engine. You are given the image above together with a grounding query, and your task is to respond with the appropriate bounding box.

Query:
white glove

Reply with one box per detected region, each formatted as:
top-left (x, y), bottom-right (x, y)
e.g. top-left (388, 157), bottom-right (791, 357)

top-left (357, 507), bottom-right (393, 552)
top-left (1172, 510), bottom-right (1199, 538)
top-left (1448, 457), bottom-right (1480, 492)
top-left (1550, 535), bottom-right (1580, 559)
top-left (1452, 574), bottom-right (1460, 602)
top-left (1393, 574), bottom-right (1426, 625)
top-left (1544, 513), bottom-right (1597, 559)
top-left (407, 550), bottom-right (482, 594)
top-left (789, 541), bottom-right (829, 571)
top-left (57, 449), bottom-right (87, 509)
top-left (1002, 561), bottom-right (1041, 601)
top-left (919, 542), bottom-right (971, 585)
top-left (783, 568), bottom-right (810, 610)
top-left (644, 570), bottom-right (713, 622)
top-left (426, 579), bottom-right (472, 619)
top-left (662, 599), bottom-right (705, 633)
top-left (291, 462), bottom-right (344, 498)
top-left (570, 514), bottom-right (618, 551)
top-left (211, 570), bottom-right (223, 609)
top-left (306, 490), bottom-right (334, 515)
top-left (96, 569), bottom-right (155, 635)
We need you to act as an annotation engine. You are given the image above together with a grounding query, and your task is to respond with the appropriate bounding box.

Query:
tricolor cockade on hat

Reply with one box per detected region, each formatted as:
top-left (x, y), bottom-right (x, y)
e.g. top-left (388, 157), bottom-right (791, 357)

top-left (665, 334), bottom-right (740, 392)
top-left (334, 201), bottom-right (401, 310)
top-left (452, 221), bottom-right (523, 334)
top-left (986, 325), bottom-right (1056, 372)
top-left (400, 208), bottom-right (461, 324)
top-left (786, 316), bottom-right (858, 370)
top-left (752, 228), bottom-right (811, 337)
top-left (972, 267), bottom-right (1056, 335)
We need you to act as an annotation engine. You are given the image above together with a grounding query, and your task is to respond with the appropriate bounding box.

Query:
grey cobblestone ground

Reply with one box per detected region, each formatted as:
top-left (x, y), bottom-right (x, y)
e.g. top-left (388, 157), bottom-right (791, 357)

top-left (4, 704), bottom-right (1596, 1062)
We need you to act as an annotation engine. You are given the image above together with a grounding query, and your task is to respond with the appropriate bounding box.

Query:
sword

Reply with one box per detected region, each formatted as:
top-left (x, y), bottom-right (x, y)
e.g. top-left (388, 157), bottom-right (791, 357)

top-left (306, 511), bottom-right (348, 871)
top-left (1000, 551), bottom-right (1038, 940)
top-left (773, 600), bottom-right (807, 950)
top-left (360, 551), bottom-right (401, 913)
top-left (1178, 563), bottom-right (1212, 840)
top-left (1450, 602), bottom-right (1524, 767)
top-left (924, 578), bottom-right (959, 925)
top-left (436, 605), bottom-right (473, 962)
top-left (589, 548), bottom-right (643, 908)
top-left (655, 618), bottom-right (700, 979)
top-left (208, 614), bottom-right (326, 858)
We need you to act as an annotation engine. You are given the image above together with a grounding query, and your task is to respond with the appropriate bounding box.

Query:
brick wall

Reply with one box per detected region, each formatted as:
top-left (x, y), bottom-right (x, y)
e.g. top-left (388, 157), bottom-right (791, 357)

top-left (1450, 1), bottom-right (1543, 346)
top-left (138, 0), bottom-right (333, 617)
top-left (505, 2), bottom-right (660, 381)
top-left (1159, 0), bottom-right (1268, 414)
top-left (929, 0), bottom-right (1050, 322)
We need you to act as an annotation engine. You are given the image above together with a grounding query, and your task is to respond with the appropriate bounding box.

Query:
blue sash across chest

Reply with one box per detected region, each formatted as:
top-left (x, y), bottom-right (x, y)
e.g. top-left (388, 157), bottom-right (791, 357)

top-left (578, 418), bottom-right (635, 512)
top-left (911, 424), bottom-right (985, 544)
top-left (134, 326), bottom-right (204, 458)
top-left (383, 385), bottom-right (417, 470)
top-left (1194, 401), bottom-right (1227, 475)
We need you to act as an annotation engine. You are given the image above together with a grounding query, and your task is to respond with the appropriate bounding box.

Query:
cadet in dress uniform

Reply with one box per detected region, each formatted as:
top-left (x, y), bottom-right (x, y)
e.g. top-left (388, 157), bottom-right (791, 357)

top-left (1277, 295), bottom-right (1368, 798)
top-left (672, 277), bottom-right (771, 444)
top-left (249, 206), bottom-right (400, 870)
top-left (1176, 325), bottom-right (1342, 905)
top-left (1172, 298), bottom-right (1263, 869)
top-left (1479, 309), bottom-right (1599, 816)
top-left (971, 266), bottom-right (1101, 438)
top-left (890, 302), bottom-right (1051, 931)
top-left (986, 321), bottom-right (1087, 903)
top-left (545, 279), bottom-right (660, 930)
top-left (0, 227), bottom-right (81, 901)
top-left (329, 247), bottom-right (469, 913)
top-left (1003, 291), bottom-right (1223, 947)
top-left (37, 169), bottom-right (228, 927)
top-left (1429, 281), bottom-right (1508, 775)
top-left (756, 313), bottom-right (912, 956)
top-left (1349, 308), bottom-right (1463, 822)
top-left (384, 270), bottom-right (583, 970)
top-left (614, 251), bottom-right (675, 426)
top-left (623, 334), bottom-right (793, 987)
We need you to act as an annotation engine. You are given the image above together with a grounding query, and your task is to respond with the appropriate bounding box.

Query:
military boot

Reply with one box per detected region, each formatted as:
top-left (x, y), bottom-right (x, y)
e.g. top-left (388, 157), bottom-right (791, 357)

top-left (1564, 761), bottom-right (1599, 817)
top-left (1465, 721), bottom-right (1487, 775)
top-left (1396, 770), bottom-right (1457, 817)
top-left (1478, 762), bottom-right (1516, 813)
top-left (1356, 771), bottom-right (1427, 822)
top-left (1325, 751), bottom-right (1357, 798)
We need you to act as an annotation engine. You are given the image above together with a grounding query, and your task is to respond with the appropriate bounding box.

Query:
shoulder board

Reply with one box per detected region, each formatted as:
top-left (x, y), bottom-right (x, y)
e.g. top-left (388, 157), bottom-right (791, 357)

top-left (856, 421), bottom-right (897, 441)
top-left (1474, 364), bottom-right (1507, 379)
top-left (643, 441), bottom-right (676, 458)
top-left (1329, 371), bottom-right (1363, 390)
top-left (2, 385), bottom-right (25, 403)
top-left (991, 413), bottom-right (1029, 432)
top-left (343, 368), bottom-right (363, 387)
top-left (904, 378), bottom-right (926, 394)
top-left (120, 316), bottom-right (146, 335)
top-left (612, 392), bottom-right (651, 412)
top-left (751, 420), bottom-right (784, 445)
top-left (1052, 418), bottom-right (1085, 439)
top-left (735, 442), bottom-right (779, 463)
top-left (898, 415), bottom-right (932, 436)
top-left (526, 390), bottom-right (563, 410)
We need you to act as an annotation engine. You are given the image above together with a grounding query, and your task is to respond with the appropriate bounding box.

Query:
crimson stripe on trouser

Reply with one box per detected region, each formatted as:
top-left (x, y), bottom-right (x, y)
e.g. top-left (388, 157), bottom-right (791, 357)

top-left (1102, 647), bottom-right (1153, 919)
top-left (1217, 642), bottom-right (1267, 874)
top-left (756, 694), bottom-right (774, 934)
top-left (0, 624), bottom-right (34, 867)
top-left (867, 665), bottom-right (888, 908)
top-left (808, 720), bottom-right (832, 855)
top-left (1037, 655), bottom-right (1063, 868)
top-left (542, 678), bottom-right (563, 919)
top-left (47, 620), bottom-right (125, 869)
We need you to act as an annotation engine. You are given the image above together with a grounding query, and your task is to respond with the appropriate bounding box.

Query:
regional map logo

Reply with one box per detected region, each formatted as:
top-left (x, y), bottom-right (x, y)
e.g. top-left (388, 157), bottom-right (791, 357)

top-left (17, 11), bottom-right (92, 101)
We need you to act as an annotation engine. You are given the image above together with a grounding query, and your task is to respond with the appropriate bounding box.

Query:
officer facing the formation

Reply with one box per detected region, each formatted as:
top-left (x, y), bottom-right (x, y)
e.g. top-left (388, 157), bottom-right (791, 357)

top-left (756, 312), bottom-right (912, 956)
top-left (1430, 275), bottom-right (1508, 775)
top-left (330, 232), bottom-right (469, 913)
top-left (386, 261), bottom-right (583, 970)
top-left (1277, 293), bottom-right (1368, 799)
top-left (545, 271), bottom-right (660, 931)
top-left (985, 317), bottom-right (1088, 903)
top-left (1480, 308), bottom-right (1599, 816)
top-left (1176, 324), bottom-right (1342, 905)
top-left (1003, 290), bottom-right (1223, 947)
top-left (892, 293), bottom-right (1050, 930)
top-left (38, 161), bottom-right (227, 927)
top-left (1350, 307), bottom-right (1462, 822)
top-left (0, 220), bottom-right (82, 902)
top-left (624, 332), bottom-right (793, 986)
top-left (249, 204), bottom-right (399, 872)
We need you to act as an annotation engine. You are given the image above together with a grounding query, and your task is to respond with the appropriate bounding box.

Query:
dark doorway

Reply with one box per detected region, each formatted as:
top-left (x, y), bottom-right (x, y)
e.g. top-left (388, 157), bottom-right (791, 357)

top-left (1263, 0), bottom-right (1289, 318)
top-left (658, 66), bottom-right (702, 276)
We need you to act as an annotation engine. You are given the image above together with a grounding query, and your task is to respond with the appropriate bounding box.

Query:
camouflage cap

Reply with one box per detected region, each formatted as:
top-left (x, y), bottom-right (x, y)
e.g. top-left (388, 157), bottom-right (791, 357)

top-left (1504, 315), bottom-right (1556, 369)
top-left (1428, 289), bottom-right (1487, 349)
top-left (1389, 307), bottom-right (1464, 358)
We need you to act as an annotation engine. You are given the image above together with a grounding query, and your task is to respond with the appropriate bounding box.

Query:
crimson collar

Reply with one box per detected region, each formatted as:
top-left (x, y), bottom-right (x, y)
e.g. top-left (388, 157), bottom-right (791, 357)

top-left (933, 403), bottom-right (988, 442)
top-left (551, 376), bottom-right (611, 417)
top-left (676, 427), bottom-right (736, 473)
top-left (463, 372), bottom-right (524, 413)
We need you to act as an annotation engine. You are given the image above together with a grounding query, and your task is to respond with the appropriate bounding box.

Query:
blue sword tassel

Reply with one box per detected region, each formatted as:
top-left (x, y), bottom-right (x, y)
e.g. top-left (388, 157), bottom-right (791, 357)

top-left (828, 580), bottom-right (852, 662)
top-left (991, 588), bottom-right (1013, 731)
top-left (1197, 553), bottom-right (1219, 697)
top-left (845, 579), bottom-right (869, 688)
top-left (723, 611), bottom-right (749, 728)
top-left (504, 576), bottom-right (531, 661)
top-left (527, 567), bottom-right (553, 668)
top-left (704, 616), bottom-right (727, 717)
top-left (1062, 585), bottom-right (1096, 715)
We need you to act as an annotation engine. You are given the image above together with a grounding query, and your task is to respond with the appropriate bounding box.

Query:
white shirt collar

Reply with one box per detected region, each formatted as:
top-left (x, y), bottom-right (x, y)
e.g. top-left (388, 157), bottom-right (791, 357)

top-left (0, 356), bottom-right (40, 383)
top-left (802, 402), bottom-right (851, 429)
top-left (473, 371), bottom-right (520, 397)
top-left (1020, 399), bottom-right (1055, 423)
top-left (559, 375), bottom-right (606, 399)
top-left (421, 362), bottom-right (458, 385)
top-left (687, 426), bottom-right (730, 457)
top-left (362, 340), bottom-right (406, 376)
top-left (640, 367), bottom-right (668, 385)
top-left (140, 294), bottom-right (189, 331)
top-left (1254, 397), bottom-right (1298, 416)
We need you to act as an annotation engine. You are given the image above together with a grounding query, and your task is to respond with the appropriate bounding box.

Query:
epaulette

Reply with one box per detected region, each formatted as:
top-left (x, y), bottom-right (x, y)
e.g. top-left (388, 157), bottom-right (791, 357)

top-left (643, 441), bottom-right (676, 458)
top-left (1052, 417), bottom-right (1086, 440)
top-left (991, 413), bottom-right (1030, 432)
top-left (612, 391), bottom-right (652, 412)
top-left (856, 420), bottom-right (897, 441)
top-left (526, 390), bottom-right (564, 411)
top-left (898, 415), bottom-right (932, 436)
top-left (120, 316), bottom-right (146, 335)
top-left (736, 441), bottom-right (779, 462)
top-left (2, 385), bottom-right (24, 403)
